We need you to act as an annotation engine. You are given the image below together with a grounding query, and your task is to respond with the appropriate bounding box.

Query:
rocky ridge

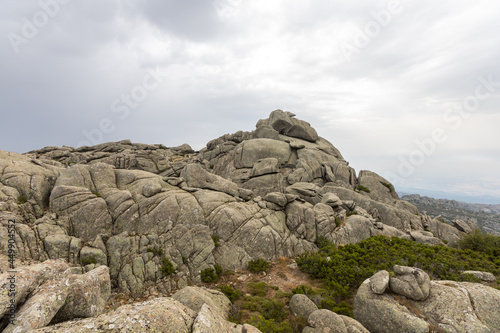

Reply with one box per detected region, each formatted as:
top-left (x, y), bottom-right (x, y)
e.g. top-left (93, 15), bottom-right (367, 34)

top-left (0, 110), bottom-right (480, 331)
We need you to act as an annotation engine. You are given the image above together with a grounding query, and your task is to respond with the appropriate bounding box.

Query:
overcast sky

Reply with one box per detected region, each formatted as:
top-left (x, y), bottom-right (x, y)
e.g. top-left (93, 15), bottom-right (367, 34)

top-left (1, 0), bottom-right (499, 203)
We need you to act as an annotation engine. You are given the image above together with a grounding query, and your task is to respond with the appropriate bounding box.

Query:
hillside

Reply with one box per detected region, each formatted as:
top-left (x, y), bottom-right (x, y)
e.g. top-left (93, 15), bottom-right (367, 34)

top-left (402, 194), bottom-right (500, 235)
top-left (1, 110), bottom-right (499, 332)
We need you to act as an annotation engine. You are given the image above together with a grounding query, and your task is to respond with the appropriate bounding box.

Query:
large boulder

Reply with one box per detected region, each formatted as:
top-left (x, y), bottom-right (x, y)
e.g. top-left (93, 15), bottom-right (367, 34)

top-left (268, 109), bottom-right (319, 142)
top-left (354, 269), bottom-right (500, 333)
top-left (289, 294), bottom-right (318, 317)
top-left (32, 297), bottom-right (197, 333)
top-left (354, 278), bottom-right (429, 333)
top-left (389, 265), bottom-right (431, 301)
top-left (304, 309), bottom-right (348, 333)
top-left (172, 286), bottom-right (231, 318)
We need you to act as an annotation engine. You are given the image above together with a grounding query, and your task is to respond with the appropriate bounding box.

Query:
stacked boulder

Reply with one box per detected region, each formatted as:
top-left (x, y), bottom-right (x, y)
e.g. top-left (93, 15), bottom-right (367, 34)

top-left (354, 265), bottom-right (500, 332)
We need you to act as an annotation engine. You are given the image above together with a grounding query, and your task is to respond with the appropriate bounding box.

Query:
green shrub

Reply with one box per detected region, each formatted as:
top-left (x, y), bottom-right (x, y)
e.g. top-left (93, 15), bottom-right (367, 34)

top-left (315, 236), bottom-right (331, 249)
top-left (248, 315), bottom-right (293, 333)
top-left (146, 247), bottom-right (163, 256)
top-left (356, 185), bottom-right (371, 193)
top-left (455, 229), bottom-right (500, 256)
top-left (248, 281), bottom-right (268, 297)
top-left (212, 235), bottom-right (220, 247)
top-left (346, 211), bottom-right (359, 217)
top-left (335, 217), bottom-right (342, 228)
top-left (92, 191), bottom-right (101, 198)
top-left (297, 235), bottom-right (500, 315)
top-left (201, 264), bottom-right (223, 283)
top-left (248, 259), bottom-right (269, 273)
top-left (219, 285), bottom-right (243, 303)
top-left (17, 195), bottom-right (27, 204)
top-left (160, 257), bottom-right (174, 276)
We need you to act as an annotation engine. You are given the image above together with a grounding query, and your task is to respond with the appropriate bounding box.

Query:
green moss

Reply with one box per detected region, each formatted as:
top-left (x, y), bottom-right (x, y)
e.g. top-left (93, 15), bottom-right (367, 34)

top-left (380, 182), bottom-right (395, 193)
top-left (81, 256), bottom-right (97, 266)
top-left (146, 247), bottom-right (163, 256)
top-left (17, 195), bottom-right (27, 204)
top-left (356, 185), bottom-right (371, 193)
top-left (212, 235), bottom-right (220, 247)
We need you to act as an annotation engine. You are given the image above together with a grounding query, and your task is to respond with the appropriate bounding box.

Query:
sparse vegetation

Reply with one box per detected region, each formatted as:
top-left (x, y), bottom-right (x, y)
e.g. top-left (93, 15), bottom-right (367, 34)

top-left (17, 195), bottom-right (27, 204)
top-left (297, 235), bottom-right (500, 315)
top-left (380, 181), bottom-right (395, 193)
top-left (212, 235), bottom-right (220, 247)
top-left (219, 284), bottom-right (243, 303)
top-left (356, 185), bottom-right (371, 193)
top-left (201, 264), bottom-right (223, 283)
top-left (455, 229), bottom-right (500, 256)
top-left (81, 256), bottom-right (97, 266)
top-left (248, 281), bottom-right (268, 297)
top-left (92, 191), bottom-right (101, 198)
top-left (160, 257), bottom-right (174, 276)
top-left (146, 247), bottom-right (163, 256)
top-left (248, 259), bottom-right (269, 273)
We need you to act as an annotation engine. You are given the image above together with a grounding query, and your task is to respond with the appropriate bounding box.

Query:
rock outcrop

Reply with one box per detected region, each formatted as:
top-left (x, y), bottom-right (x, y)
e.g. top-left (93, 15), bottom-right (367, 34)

top-left (32, 286), bottom-right (261, 333)
top-left (0, 260), bottom-right (110, 332)
top-left (0, 110), bottom-right (479, 330)
top-left (354, 266), bottom-right (500, 332)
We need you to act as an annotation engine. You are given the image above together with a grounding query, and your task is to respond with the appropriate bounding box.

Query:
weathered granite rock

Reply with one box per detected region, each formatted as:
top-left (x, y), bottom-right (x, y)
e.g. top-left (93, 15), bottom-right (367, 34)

top-left (355, 270), bottom-right (500, 333)
top-left (354, 278), bottom-right (429, 333)
top-left (289, 294), bottom-right (318, 317)
top-left (172, 286), bottom-right (231, 318)
top-left (305, 309), bottom-right (348, 333)
top-left (32, 297), bottom-right (197, 333)
top-left (338, 315), bottom-right (370, 333)
top-left (181, 163), bottom-right (239, 197)
top-left (461, 270), bottom-right (497, 284)
top-left (370, 270), bottom-right (390, 295)
top-left (52, 265), bottom-right (111, 323)
top-left (390, 265), bottom-right (431, 301)
top-left (3, 277), bottom-right (70, 333)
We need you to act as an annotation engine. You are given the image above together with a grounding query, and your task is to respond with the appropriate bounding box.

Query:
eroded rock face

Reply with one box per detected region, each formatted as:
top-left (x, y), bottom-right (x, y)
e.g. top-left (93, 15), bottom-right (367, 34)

top-left (354, 268), bottom-right (500, 333)
top-left (0, 260), bottom-right (111, 332)
top-left (0, 110), bottom-right (477, 330)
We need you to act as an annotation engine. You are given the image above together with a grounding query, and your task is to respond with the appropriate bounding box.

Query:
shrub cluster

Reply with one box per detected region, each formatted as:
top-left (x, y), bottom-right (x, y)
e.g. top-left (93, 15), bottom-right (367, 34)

top-left (297, 235), bottom-right (500, 311)
top-left (248, 259), bottom-right (269, 273)
top-left (201, 264), bottom-right (223, 283)
top-left (160, 257), bottom-right (174, 276)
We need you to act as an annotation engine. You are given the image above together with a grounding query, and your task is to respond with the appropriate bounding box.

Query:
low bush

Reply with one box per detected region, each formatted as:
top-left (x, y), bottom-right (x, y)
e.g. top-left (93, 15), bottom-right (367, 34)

top-left (248, 259), bottom-right (269, 273)
top-left (219, 285), bottom-right (243, 303)
top-left (297, 235), bottom-right (500, 315)
top-left (248, 281), bottom-right (268, 297)
top-left (201, 264), bottom-right (223, 283)
top-left (248, 315), bottom-right (293, 333)
top-left (160, 257), bottom-right (174, 276)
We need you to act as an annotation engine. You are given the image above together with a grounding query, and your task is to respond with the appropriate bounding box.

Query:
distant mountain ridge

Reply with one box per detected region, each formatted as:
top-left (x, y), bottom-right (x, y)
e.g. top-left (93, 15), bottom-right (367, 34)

top-left (402, 194), bottom-right (500, 235)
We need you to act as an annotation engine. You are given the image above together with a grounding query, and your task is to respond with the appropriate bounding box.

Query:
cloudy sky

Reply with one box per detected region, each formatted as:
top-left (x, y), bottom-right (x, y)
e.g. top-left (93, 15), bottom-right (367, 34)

top-left (1, 0), bottom-right (499, 203)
